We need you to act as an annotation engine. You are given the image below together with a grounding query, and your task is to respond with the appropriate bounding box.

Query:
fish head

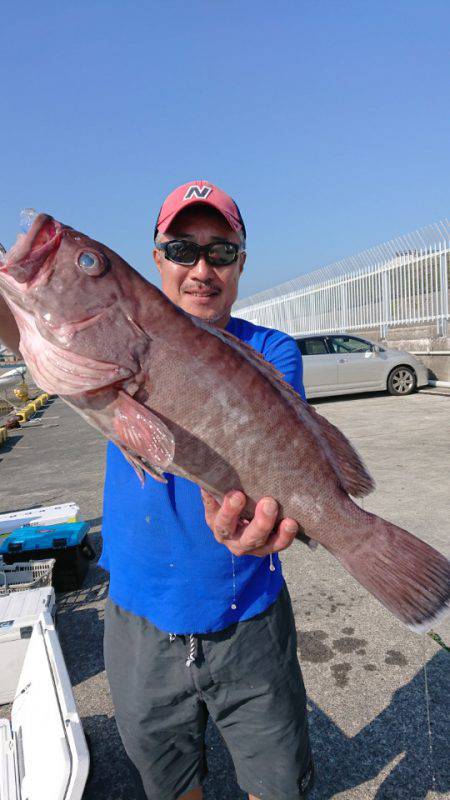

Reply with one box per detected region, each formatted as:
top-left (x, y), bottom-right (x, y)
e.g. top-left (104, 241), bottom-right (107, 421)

top-left (0, 213), bottom-right (147, 396)
top-left (0, 213), bottom-right (124, 327)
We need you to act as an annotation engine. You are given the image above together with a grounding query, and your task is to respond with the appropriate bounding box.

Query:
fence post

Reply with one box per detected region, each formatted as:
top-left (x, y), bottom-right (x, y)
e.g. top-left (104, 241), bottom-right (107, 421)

top-left (380, 268), bottom-right (390, 340)
top-left (340, 282), bottom-right (347, 332)
top-left (438, 250), bottom-right (449, 336)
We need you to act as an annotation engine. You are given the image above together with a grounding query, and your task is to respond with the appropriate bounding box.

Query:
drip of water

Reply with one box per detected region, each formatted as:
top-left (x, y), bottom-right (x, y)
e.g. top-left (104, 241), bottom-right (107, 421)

top-left (19, 208), bottom-right (38, 233)
top-left (230, 554), bottom-right (237, 610)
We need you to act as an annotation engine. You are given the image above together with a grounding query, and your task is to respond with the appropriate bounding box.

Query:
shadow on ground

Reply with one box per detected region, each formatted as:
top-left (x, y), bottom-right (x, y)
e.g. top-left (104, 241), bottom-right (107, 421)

top-left (85, 515), bottom-right (103, 529)
top-left (0, 431), bottom-right (23, 462)
top-left (311, 391), bottom-right (390, 406)
top-left (203, 650), bottom-right (449, 800)
top-left (308, 650), bottom-right (449, 799)
top-left (310, 388), bottom-right (433, 407)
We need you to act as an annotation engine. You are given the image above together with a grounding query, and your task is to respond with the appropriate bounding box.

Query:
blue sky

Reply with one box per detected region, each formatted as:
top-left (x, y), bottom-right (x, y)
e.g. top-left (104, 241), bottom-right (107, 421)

top-left (1, 1), bottom-right (449, 299)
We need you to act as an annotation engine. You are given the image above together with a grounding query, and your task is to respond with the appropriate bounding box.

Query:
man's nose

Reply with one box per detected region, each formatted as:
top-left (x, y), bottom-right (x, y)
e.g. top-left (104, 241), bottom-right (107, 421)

top-left (190, 255), bottom-right (214, 280)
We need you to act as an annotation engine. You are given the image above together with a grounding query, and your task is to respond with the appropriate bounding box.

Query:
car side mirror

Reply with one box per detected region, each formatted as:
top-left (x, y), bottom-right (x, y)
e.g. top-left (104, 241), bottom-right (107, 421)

top-left (372, 344), bottom-right (382, 354)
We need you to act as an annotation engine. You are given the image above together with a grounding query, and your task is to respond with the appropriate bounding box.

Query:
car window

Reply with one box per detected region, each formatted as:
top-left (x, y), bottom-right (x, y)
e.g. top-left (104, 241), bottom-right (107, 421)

top-left (329, 336), bottom-right (372, 354)
top-left (297, 337), bottom-right (329, 356)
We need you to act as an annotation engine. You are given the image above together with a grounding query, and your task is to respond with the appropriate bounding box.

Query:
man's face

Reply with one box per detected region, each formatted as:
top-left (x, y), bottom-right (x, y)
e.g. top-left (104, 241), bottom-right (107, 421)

top-left (153, 206), bottom-right (246, 328)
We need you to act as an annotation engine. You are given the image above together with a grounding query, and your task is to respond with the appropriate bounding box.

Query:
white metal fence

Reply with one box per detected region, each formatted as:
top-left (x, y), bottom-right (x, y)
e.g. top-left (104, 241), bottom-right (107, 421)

top-left (234, 221), bottom-right (450, 338)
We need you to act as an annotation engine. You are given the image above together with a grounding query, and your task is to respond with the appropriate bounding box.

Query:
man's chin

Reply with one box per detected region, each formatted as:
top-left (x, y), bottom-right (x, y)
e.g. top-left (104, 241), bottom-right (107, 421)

top-left (182, 294), bottom-right (224, 320)
top-left (185, 304), bottom-right (230, 326)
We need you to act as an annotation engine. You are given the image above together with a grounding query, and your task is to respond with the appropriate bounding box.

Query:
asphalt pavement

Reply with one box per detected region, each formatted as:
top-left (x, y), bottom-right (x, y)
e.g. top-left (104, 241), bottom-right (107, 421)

top-left (0, 389), bottom-right (448, 799)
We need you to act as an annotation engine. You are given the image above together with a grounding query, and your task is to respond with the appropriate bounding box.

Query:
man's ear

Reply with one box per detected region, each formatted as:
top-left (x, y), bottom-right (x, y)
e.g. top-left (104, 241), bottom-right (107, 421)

top-left (153, 247), bottom-right (163, 275)
top-left (239, 251), bottom-right (246, 275)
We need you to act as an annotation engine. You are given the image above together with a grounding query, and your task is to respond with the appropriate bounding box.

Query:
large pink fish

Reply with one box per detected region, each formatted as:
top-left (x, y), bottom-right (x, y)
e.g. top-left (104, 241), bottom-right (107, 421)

top-left (1, 213), bottom-right (449, 631)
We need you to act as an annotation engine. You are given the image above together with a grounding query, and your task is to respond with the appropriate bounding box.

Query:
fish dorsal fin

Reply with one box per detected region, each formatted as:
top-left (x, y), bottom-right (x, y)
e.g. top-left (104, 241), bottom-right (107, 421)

top-left (199, 324), bottom-right (287, 381)
top-left (298, 403), bottom-right (374, 497)
top-left (199, 323), bottom-right (374, 498)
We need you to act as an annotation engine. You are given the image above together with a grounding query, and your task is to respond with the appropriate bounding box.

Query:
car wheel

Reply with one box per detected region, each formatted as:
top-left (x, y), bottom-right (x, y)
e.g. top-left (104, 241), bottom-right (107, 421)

top-left (387, 366), bottom-right (417, 396)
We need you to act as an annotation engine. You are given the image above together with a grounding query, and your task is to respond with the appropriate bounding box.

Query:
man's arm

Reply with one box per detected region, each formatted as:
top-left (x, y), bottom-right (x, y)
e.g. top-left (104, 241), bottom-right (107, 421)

top-left (0, 293), bottom-right (21, 356)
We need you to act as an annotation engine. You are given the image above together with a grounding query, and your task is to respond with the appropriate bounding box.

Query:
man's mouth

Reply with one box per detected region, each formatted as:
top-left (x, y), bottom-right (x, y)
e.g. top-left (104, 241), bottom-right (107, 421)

top-left (183, 286), bottom-right (220, 298)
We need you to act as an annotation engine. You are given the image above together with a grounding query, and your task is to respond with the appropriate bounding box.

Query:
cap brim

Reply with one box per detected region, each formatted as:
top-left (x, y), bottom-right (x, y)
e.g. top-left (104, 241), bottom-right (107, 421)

top-left (157, 200), bottom-right (243, 236)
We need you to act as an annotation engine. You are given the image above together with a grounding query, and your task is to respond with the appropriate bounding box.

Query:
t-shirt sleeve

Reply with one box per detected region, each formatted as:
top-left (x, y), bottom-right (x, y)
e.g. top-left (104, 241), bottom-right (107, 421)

top-left (263, 332), bottom-right (306, 400)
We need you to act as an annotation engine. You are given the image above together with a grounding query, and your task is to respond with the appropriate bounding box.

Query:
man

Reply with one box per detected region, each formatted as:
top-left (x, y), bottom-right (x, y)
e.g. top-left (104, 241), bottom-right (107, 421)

top-left (0, 182), bottom-right (314, 800)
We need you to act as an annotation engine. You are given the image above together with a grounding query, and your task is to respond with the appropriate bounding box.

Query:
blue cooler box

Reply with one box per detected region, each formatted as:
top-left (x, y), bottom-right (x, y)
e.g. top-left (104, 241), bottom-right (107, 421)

top-left (0, 522), bottom-right (95, 591)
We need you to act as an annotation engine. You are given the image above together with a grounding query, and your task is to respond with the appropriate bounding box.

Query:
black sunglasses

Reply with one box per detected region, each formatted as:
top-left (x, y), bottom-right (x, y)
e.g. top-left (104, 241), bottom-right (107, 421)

top-left (155, 239), bottom-right (243, 267)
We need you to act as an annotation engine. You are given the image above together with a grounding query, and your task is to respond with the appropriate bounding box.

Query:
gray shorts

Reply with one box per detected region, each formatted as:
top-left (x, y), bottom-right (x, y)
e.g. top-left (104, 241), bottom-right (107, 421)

top-left (104, 582), bottom-right (313, 800)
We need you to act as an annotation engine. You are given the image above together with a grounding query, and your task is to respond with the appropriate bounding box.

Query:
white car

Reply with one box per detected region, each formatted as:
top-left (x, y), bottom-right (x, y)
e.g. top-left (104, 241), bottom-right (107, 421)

top-left (295, 333), bottom-right (429, 399)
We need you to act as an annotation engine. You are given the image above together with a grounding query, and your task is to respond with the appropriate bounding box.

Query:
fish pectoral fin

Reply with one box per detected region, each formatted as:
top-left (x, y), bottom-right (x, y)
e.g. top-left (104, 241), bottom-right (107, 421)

top-left (117, 445), bottom-right (168, 485)
top-left (113, 390), bottom-right (175, 472)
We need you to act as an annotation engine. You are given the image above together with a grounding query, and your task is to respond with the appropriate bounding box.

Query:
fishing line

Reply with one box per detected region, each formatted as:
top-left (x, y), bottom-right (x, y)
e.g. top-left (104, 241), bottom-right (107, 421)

top-left (423, 649), bottom-right (436, 791)
top-left (427, 630), bottom-right (450, 653)
top-left (230, 554), bottom-right (237, 609)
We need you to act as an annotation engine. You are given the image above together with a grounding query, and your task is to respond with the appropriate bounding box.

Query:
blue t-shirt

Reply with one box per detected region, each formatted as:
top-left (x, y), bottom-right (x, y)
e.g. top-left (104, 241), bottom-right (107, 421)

top-left (100, 316), bottom-right (305, 634)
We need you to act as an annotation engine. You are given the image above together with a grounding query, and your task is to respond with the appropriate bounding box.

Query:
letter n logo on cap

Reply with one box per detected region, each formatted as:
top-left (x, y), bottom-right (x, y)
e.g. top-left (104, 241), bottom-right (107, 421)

top-left (184, 185), bottom-right (212, 201)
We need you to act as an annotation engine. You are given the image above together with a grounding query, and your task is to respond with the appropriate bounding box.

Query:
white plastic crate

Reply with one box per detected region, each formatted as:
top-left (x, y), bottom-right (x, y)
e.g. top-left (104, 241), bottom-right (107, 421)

top-left (0, 611), bottom-right (90, 799)
top-left (0, 559), bottom-right (55, 595)
top-left (0, 587), bottom-right (56, 705)
top-left (0, 503), bottom-right (79, 536)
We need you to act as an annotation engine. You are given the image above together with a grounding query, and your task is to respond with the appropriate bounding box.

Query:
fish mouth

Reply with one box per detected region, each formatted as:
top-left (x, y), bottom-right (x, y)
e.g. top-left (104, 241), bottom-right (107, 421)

top-left (0, 214), bottom-right (62, 288)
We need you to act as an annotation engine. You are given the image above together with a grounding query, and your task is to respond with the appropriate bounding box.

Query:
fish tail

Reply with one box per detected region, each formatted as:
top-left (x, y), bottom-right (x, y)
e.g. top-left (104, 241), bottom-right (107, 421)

top-left (323, 513), bottom-right (450, 631)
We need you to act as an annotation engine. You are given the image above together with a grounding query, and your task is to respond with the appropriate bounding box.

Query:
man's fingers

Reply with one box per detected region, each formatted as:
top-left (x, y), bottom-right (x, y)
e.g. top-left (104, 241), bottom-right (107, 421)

top-left (252, 518), bottom-right (298, 556)
top-left (200, 489), bottom-right (220, 527)
top-left (202, 488), bottom-right (300, 556)
top-left (272, 517), bottom-right (299, 550)
top-left (207, 490), bottom-right (246, 543)
top-left (237, 496), bottom-right (280, 551)
top-left (231, 517), bottom-right (299, 557)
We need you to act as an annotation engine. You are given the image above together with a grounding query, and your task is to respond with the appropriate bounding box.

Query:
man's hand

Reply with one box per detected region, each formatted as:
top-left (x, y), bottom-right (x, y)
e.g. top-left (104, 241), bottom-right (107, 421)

top-left (201, 489), bottom-right (298, 557)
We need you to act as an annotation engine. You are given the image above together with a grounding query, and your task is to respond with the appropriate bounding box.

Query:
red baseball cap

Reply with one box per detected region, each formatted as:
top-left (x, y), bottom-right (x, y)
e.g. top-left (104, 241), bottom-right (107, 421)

top-left (154, 180), bottom-right (246, 240)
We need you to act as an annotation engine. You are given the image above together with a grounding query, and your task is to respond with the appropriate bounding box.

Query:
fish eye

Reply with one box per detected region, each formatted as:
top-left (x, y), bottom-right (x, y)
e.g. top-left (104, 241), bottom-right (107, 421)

top-left (77, 250), bottom-right (107, 277)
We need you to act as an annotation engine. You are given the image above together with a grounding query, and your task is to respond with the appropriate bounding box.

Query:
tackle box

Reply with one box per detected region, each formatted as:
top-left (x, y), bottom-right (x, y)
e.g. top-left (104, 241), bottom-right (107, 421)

top-left (0, 522), bottom-right (94, 592)
top-left (0, 611), bottom-right (90, 799)
top-left (0, 587), bottom-right (55, 705)
top-left (0, 502), bottom-right (79, 537)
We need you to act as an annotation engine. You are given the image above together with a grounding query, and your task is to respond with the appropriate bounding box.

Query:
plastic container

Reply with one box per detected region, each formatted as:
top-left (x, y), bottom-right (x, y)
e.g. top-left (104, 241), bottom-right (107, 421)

top-left (0, 502), bottom-right (79, 536)
top-left (0, 559), bottom-right (55, 595)
top-left (0, 587), bottom-right (55, 704)
top-left (0, 610), bottom-right (89, 799)
top-left (1, 522), bottom-right (94, 592)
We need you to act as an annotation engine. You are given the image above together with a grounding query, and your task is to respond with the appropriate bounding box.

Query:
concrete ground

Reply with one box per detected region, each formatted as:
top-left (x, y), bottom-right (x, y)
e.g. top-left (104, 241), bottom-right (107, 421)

top-left (0, 390), bottom-right (449, 799)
